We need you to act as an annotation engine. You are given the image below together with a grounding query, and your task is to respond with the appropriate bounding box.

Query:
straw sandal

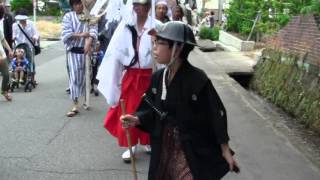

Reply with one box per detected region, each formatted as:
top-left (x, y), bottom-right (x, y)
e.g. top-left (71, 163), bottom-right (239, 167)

top-left (2, 92), bottom-right (12, 101)
top-left (66, 107), bottom-right (79, 117)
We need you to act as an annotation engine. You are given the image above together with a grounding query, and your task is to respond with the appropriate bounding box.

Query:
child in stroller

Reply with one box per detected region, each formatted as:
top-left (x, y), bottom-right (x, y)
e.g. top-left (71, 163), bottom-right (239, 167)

top-left (11, 48), bottom-right (28, 84)
top-left (10, 43), bottom-right (36, 92)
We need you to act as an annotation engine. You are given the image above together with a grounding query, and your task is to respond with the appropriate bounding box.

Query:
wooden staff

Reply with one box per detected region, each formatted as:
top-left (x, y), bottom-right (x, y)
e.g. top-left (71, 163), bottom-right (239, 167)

top-left (120, 99), bottom-right (138, 180)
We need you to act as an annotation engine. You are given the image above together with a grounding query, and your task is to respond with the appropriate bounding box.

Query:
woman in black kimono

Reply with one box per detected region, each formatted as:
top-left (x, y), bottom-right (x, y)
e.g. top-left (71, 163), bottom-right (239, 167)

top-left (121, 21), bottom-right (239, 180)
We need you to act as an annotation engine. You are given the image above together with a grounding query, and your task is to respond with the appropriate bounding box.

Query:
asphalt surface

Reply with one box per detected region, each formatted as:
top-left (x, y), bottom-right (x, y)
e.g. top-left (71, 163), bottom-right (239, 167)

top-left (0, 41), bottom-right (319, 180)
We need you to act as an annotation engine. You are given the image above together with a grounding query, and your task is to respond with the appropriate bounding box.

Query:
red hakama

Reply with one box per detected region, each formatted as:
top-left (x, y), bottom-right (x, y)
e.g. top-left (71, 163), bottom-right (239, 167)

top-left (104, 68), bottom-right (152, 147)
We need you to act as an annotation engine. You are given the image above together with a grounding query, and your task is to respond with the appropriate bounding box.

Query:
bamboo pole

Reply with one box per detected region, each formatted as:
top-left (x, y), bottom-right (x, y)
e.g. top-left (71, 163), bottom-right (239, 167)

top-left (81, 0), bottom-right (110, 110)
top-left (120, 99), bottom-right (138, 180)
top-left (84, 22), bottom-right (91, 110)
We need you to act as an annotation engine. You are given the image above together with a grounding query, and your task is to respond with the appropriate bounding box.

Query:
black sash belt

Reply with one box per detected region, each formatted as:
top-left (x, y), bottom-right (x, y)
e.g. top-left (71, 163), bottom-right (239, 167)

top-left (70, 47), bottom-right (84, 54)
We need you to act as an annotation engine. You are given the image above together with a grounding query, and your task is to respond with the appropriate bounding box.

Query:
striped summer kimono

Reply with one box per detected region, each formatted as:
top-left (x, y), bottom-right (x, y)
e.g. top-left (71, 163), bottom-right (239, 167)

top-left (61, 11), bottom-right (97, 101)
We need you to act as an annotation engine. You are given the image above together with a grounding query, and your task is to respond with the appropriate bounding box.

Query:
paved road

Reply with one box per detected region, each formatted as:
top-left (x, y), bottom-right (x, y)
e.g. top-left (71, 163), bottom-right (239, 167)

top-left (0, 42), bottom-right (149, 180)
top-left (192, 48), bottom-right (320, 180)
top-left (0, 42), bottom-right (319, 180)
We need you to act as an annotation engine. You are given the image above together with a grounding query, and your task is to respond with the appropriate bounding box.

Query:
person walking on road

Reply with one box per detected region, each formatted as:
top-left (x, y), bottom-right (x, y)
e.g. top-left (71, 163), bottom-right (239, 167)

top-left (121, 21), bottom-right (239, 180)
top-left (0, 0), bottom-right (14, 50)
top-left (0, 4), bottom-right (13, 101)
top-left (97, 0), bottom-right (155, 163)
top-left (61, 0), bottom-right (97, 117)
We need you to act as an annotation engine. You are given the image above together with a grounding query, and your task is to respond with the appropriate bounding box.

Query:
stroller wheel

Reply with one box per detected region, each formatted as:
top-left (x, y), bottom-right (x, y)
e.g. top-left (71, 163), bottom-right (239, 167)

top-left (10, 85), bottom-right (14, 92)
top-left (32, 81), bottom-right (37, 88)
top-left (29, 83), bottom-right (33, 92)
top-left (10, 82), bottom-right (17, 92)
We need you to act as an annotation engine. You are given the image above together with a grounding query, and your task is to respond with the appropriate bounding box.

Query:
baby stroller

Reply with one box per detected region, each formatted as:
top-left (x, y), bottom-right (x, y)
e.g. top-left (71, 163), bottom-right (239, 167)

top-left (10, 43), bottom-right (36, 92)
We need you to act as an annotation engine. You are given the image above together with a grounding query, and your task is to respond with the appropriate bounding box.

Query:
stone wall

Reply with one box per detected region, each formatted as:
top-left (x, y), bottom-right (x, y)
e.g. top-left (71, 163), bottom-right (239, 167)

top-left (251, 49), bottom-right (320, 133)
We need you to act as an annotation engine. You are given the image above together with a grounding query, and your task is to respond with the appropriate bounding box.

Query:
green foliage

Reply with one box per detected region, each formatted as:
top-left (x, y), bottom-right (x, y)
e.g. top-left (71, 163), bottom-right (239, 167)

top-left (11, 0), bottom-right (63, 16)
top-left (198, 26), bottom-right (220, 41)
top-left (211, 27), bottom-right (220, 40)
top-left (276, 14), bottom-right (291, 27)
top-left (11, 0), bottom-right (33, 14)
top-left (38, 1), bottom-right (62, 16)
top-left (199, 26), bottom-right (212, 40)
top-left (301, 0), bottom-right (320, 15)
top-left (38, 7), bottom-right (62, 16)
top-left (226, 0), bottom-right (318, 40)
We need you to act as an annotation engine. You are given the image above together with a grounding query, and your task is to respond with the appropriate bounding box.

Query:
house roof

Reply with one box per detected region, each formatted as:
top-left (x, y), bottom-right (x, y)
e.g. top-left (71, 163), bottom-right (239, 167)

top-left (314, 15), bottom-right (320, 29)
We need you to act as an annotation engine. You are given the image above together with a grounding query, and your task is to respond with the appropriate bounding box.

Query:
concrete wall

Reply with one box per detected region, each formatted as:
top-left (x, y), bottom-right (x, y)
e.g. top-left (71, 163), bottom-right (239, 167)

top-left (219, 30), bottom-right (255, 51)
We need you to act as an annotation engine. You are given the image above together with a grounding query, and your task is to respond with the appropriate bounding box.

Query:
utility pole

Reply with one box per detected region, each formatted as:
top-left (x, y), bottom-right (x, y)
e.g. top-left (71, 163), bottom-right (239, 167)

top-left (218, 0), bottom-right (224, 24)
top-left (33, 0), bottom-right (37, 22)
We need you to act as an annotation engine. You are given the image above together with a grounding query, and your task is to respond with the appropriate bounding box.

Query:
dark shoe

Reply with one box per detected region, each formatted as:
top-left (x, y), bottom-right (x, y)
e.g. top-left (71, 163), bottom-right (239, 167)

top-left (66, 88), bottom-right (70, 94)
top-left (94, 90), bottom-right (99, 96)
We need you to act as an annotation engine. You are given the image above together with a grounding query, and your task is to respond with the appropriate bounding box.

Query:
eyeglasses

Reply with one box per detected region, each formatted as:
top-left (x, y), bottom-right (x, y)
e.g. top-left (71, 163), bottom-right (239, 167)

top-left (153, 39), bottom-right (169, 46)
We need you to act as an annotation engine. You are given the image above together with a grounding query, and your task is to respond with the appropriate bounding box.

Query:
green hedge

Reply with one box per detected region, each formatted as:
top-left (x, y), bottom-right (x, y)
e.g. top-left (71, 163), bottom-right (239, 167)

top-left (198, 26), bottom-right (220, 41)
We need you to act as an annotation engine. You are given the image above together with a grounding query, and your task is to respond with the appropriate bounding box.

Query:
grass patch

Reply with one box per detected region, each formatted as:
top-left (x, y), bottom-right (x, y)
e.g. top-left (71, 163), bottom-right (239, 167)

top-left (36, 20), bottom-right (61, 40)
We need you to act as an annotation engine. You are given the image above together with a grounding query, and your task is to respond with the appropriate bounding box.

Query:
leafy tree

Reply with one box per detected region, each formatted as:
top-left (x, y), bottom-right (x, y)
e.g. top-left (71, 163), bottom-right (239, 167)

top-left (301, 0), bottom-right (320, 14)
top-left (39, 0), bottom-right (62, 16)
top-left (11, 0), bottom-right (33, 15)
top-left (226, 0), bottom-right (317, 40)
top-left (227, 0), bottom-right (266, 36)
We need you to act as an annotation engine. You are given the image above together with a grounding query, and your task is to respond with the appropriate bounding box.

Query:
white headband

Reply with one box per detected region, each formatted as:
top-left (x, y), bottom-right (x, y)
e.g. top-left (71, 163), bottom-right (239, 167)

top-left (156, 0), bottom-right (168, 6)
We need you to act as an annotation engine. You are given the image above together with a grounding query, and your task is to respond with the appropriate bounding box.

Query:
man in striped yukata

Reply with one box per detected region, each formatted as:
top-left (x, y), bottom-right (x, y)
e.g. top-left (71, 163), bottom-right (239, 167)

top-left (62, 0), bottom-right (97, 117)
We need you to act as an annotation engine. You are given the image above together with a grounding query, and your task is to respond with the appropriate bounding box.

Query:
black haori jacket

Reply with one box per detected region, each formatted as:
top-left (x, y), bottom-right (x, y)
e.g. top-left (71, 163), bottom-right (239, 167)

top-left (136, 60), bottom-right (231, 180)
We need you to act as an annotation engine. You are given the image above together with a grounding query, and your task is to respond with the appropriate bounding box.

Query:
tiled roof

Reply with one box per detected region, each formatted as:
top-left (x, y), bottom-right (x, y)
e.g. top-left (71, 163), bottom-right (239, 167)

top-left (315, 15), bottom-right (320, 29)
